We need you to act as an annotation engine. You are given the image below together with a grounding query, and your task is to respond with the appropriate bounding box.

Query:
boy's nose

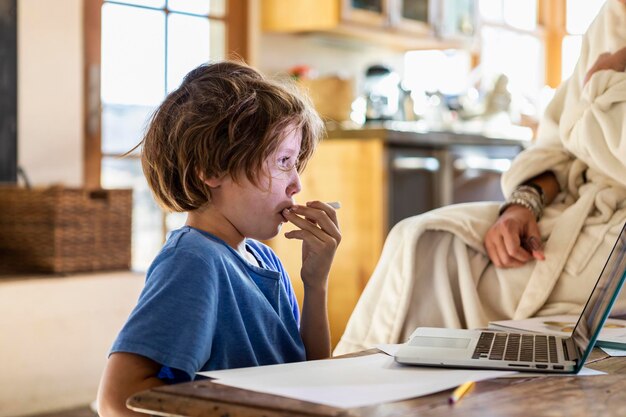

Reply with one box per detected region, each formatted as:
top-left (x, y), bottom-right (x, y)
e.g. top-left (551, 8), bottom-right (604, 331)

top-left (287, 171), bottom-right (302, 197)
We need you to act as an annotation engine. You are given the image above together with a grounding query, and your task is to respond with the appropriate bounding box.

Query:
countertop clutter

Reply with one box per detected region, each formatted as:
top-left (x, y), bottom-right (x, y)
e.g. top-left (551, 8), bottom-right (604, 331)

top-left (327, 120), bottom-right (533, 147)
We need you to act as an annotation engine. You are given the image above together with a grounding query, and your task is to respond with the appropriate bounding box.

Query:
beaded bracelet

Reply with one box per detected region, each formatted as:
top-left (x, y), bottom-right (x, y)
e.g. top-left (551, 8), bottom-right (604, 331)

top-left (499, 184), bottom-right (544, 220)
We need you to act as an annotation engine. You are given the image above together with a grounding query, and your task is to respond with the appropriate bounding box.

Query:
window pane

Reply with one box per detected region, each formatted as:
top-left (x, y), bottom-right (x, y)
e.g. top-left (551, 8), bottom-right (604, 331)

top-left (209, 19), bottom-right (226, 60)
top-left (102, 156), bottom-right (164, 272)
top-left (168, 0), bottom-right (225, 16)
top-left (480, 27), bottom-right (543, 102)
top-left (441, 0), bottom-right (475, 37)
top-left (107, 0), bottom-right (165, 8)
top-left (566, 0), bottom-right (605, 35)
top-left (562, 35), bottom-right (582, 81)
top-left (166, 15), bottom-right (225, 92)
top-left (102, 104), bottom-right (155, 155)
top-left (478, 0), bottom-right (502, 22)
top-left (167, 14), bottom-right (211, 92)
top-left (503, 0), bottom-right (536, 31)
top-left (403, 50), bottom-right (470, 95)
top-left (101, 3), bottom-right (166, 105)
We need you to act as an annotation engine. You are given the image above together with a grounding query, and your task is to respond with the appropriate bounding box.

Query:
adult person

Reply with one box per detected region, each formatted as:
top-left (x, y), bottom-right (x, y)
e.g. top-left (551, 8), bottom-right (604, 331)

top-left (334, 0), bottom-right (626, 355)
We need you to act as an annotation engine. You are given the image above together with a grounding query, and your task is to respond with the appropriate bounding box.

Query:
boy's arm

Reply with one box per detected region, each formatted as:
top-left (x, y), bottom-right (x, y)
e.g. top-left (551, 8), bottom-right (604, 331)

top-left (300, 284), bottom-right (331, 360)
top-left (97, 352), bottom-right (164, 417)
top-left (283, 201), bottom-right (341, 359)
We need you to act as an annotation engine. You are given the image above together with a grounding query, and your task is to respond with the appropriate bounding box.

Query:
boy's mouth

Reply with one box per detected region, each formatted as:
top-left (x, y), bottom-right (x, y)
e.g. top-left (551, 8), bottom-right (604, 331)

top-left (278, 202), bottom-right (295, 222)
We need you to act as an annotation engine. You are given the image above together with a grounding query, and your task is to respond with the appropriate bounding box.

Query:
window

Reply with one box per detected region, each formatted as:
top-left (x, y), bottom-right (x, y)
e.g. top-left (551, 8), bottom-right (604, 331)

top-left (561, 0), bottom-right (605, 80)
top-left (478, 0), bottom-right (544, 111)
top-left (85, 0), bottom-right (246, 271)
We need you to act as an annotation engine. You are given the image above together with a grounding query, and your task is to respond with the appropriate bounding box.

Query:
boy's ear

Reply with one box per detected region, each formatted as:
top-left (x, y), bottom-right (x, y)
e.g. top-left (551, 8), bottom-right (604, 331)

top-left (198, 170), bottom-right (223, 188)
top-left (203, 177), bottom-right (222, 188)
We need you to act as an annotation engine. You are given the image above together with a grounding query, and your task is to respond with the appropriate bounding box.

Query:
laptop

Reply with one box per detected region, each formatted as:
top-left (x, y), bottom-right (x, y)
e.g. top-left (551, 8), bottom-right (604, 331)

top-left (395, 222), bottom-right (626, 373)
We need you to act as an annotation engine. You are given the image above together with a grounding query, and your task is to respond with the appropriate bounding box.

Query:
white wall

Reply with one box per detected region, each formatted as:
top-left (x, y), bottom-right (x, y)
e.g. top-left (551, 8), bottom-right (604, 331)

top-left (257, 33), bottom-right (405, 95)
top-left (0, 272), bottom-right (144, 417)
top-left (18, 0), bottom-right (84, 187)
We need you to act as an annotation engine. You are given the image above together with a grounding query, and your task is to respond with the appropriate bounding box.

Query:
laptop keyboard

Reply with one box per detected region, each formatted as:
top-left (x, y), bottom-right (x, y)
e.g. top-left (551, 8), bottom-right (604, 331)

top-left (472, 332), bottom-right (559, 363)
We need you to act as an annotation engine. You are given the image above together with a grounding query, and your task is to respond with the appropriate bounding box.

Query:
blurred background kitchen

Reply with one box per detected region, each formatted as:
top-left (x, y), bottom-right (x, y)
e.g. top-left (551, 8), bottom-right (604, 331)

top-left (0, 0), bottom-right (608, 415)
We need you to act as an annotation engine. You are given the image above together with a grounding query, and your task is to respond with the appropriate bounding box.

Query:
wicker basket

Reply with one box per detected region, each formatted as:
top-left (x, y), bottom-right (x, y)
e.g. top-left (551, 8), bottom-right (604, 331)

top-left (0, 186), bottom-right (132, 274)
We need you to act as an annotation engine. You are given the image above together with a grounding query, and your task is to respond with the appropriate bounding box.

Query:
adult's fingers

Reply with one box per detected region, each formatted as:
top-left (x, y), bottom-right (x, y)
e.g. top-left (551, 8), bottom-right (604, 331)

top-left (494, 234), bottom-right (525, 268)
top-left (501, 228), bottom-right (533, 263)
top-left (484, 235), bottom-right (503, 267)
top-left (525, 221), bottom-right (545, 260)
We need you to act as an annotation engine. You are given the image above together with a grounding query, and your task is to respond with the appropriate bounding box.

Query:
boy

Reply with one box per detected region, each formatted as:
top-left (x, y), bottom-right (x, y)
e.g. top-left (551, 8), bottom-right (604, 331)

top-left (97, 61), bottom-right (341, 417)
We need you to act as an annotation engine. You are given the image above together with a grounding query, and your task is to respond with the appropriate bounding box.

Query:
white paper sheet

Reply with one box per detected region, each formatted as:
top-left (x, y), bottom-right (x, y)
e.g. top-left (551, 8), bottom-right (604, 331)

top-left (374, 343), bottom-right (402, 356)
top-left (198, 353), bottom-right (514, 409)
top-left (601, 347), bottom-right (626, 356)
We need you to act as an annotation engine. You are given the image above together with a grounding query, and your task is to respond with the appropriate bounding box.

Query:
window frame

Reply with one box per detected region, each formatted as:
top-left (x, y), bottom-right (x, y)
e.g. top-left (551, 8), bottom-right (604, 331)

top-left (83, 0), bottom-right (250, 188)
top-left (538, 0), bottom-right (566, 88)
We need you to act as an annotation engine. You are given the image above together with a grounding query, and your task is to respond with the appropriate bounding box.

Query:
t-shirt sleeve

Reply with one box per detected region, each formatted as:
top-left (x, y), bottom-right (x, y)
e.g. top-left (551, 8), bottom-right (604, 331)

top-left (111, 249), bottom-right (219, 380)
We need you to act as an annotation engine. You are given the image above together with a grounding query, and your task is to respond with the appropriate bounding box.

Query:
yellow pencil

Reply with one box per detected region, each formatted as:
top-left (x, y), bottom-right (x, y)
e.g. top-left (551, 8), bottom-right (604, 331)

top-left (448, 381), bottom-right (475, 404)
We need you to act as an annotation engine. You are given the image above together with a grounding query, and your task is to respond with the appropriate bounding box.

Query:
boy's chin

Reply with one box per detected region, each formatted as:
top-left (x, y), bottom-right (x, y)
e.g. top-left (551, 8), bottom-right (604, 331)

top-left (253, 223), bottom-right (283, 241)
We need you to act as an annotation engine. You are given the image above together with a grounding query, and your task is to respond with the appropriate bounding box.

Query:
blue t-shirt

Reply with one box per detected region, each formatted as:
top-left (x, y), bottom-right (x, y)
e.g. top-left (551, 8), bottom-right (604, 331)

top-left (111, 226), bottom-right (306, 380)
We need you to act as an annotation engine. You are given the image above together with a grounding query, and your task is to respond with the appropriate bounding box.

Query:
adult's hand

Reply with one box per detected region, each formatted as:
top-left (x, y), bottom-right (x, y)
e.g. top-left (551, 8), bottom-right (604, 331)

top-left (484, 205), bottom-right (545, 268)
top-left (584, 46), bottom-right (626, 85)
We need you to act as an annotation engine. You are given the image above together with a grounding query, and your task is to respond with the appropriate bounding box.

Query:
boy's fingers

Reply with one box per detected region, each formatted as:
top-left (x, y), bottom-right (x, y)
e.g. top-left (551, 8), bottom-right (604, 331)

top-left (304, 201), bottom-right (339, 227)
top-left (286, 205), bottom-right (341, 242)
top-left (284, 226), bottom-right (333, 253)
top-left (282, 209), bottom-right (333, 243)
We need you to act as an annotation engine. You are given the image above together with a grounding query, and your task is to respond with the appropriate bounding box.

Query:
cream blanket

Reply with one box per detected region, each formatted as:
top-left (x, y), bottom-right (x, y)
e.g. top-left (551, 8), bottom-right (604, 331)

top-left (334, 0), bottom-right (626, 355)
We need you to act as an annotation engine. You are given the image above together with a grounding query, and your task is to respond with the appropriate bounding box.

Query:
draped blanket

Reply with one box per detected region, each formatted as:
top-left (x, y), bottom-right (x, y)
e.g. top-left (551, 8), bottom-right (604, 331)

top-left (334, 0), bottom-right (626, 356)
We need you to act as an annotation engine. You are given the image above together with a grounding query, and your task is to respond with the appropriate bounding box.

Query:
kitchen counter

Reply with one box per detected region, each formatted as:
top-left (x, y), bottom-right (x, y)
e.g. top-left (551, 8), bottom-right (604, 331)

top-left (326, 120), bottom-right (533, 148)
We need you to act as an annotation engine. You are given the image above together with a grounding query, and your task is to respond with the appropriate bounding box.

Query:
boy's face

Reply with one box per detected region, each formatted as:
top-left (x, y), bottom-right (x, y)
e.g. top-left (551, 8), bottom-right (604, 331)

top-left (211, 128), bottom-right (303, 242)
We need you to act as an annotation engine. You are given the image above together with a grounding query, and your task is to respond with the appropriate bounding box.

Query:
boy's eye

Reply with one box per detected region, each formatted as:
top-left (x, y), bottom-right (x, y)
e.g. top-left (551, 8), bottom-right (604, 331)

top-left (278, 156), bottom-right (294, 169)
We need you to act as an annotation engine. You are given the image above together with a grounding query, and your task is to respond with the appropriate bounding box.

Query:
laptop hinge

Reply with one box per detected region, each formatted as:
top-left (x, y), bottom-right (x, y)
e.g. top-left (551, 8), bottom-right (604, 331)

top-left (563, 338), bottom-right (578, 362)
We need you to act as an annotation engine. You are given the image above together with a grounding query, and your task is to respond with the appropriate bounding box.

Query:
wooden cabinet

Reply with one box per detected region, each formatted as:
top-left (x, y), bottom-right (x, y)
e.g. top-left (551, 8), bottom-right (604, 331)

top-left (393, 0), bottom-right (431, 34)
top-left (260, 0), bottom-right (340, 32)
top-left (261, 0), bottom-right (467, 50)
top-left (341, 0), bottom-right (389, 27)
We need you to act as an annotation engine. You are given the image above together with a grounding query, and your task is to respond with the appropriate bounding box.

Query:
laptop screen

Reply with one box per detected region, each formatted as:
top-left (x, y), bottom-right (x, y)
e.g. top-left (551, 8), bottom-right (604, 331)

top-left (571, 222), bottom-right (626, 365)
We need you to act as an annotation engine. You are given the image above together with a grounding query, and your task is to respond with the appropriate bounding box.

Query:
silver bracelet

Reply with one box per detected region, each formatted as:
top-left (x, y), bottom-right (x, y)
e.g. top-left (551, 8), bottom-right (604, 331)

top-left (499, 185), bottom-right (544, 220)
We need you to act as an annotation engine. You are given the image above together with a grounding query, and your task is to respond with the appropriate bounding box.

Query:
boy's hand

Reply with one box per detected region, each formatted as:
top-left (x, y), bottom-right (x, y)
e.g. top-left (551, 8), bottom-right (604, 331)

top-left (282, 201), bottom-right (341, 289)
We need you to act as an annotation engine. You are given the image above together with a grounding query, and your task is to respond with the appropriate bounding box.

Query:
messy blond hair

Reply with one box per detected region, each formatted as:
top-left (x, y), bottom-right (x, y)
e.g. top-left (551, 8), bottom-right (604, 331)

top-left (139, 60), bottom-right (324, 212)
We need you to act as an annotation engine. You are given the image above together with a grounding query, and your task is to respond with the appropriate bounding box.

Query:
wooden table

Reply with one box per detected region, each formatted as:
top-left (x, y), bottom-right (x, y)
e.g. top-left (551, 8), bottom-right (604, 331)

top-left (127, 349), bottom-right (626, 417)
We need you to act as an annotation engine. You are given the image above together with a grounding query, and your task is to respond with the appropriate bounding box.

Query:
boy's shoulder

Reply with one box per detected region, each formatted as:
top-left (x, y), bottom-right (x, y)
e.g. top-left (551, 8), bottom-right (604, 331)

top-left (165, 226), bottom-right (229, 251)
top-left (155, 226), bottom-right (233, 267)
top-left (157, 227), bottom-right (285, 275)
